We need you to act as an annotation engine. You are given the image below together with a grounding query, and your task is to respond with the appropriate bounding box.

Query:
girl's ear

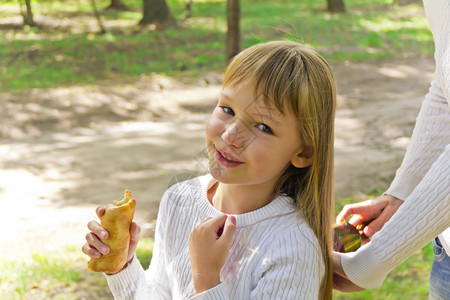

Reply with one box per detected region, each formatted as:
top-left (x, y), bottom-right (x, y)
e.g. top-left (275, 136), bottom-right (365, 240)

top-left (291, 146), bottom-right (314, 168)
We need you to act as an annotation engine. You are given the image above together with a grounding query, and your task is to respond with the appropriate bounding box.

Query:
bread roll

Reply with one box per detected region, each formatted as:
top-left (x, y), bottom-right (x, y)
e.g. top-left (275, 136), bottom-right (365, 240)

top-left (88, 189), bottom-right (136, 273)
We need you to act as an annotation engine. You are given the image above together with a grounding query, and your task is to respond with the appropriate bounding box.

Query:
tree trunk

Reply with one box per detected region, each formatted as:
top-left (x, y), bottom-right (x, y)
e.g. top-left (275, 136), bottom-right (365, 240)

top-left (18, 0), bottom-right (36, 26)
top-left (110, 0), bottom-right (122, 7)
top-left (394, 0), bottom-right (421, 5)
top-left (139, 0), bottom-right (175, 26)
top-left (327, 0), bottom-right (345, 13)
top-left (90, 0), bottom-right (107, 34)
top-left (106, 0), bottom-right (128, 11)
top-left (185, 0), bottom-right (193, 19)
top-left (226, 0), bottom-right (240, 62)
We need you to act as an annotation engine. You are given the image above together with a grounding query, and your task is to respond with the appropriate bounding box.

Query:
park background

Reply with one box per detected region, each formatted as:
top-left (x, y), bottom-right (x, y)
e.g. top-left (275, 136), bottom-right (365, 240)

top-left (0, 0), bottom-right (436, 298)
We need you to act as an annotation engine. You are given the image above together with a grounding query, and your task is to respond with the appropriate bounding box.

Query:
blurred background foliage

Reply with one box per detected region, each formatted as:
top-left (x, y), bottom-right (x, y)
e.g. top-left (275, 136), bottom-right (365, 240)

top-left (1, 0), bottom-right (432, 91)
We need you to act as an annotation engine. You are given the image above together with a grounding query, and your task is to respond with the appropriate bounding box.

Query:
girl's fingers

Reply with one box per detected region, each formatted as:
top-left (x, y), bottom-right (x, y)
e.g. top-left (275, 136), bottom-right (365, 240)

top-left (209, 215), bottom-right (228, 235)
top-left (81, 242), bottom-right (102, 258)
top-left (85, 232), bottom-right (110, 255)
top-left (87, 220), bottom-right (109, 240)
top-left (218, 216), bottom-right (236, 247)
top-left (96, 206), bottom-right (106, 219)
top-left (200, 217), bottom-right (212, 225)
top-left (130, 222), bottom-right (141, 244)
top-left (126, 222), bottom-right (141, 263)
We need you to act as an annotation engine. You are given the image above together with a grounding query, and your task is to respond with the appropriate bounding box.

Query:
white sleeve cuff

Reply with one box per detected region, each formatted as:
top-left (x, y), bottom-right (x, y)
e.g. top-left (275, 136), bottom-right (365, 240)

top-left (341, 248), bottom-right (386, 289)
top-left (104, 255), bottom-right (145, 298)
top-left (385, 168), bottom-right (422, 201)
top-left (189, 283), bottom-right (228, 300)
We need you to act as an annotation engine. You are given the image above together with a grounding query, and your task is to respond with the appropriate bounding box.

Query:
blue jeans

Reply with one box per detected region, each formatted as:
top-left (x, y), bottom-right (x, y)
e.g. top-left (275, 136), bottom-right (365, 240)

top-left (429, 237), bottom-right (450, 300)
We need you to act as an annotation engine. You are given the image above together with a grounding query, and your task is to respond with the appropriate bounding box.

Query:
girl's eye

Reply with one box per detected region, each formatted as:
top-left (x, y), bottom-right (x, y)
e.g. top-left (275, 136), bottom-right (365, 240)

top-left (257, 123), bottom-right (273, 134)
top-left (220, 106), bottom-right (235, 116)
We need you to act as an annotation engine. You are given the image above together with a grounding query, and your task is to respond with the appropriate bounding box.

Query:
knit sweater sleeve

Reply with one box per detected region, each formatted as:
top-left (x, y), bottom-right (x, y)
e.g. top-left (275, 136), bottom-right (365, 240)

top-left (342, 1), bottom-right (450, 288)
top-left (105, 190), bottom-right (172, 299)
top-left (385, 79), bottom-right (450, 200)
top-left (342, 145), bottom-right (450, 288)
top-left (341, 2), bottom-right (450, 288)
top-left (386, 0), bottom-right (450, 200)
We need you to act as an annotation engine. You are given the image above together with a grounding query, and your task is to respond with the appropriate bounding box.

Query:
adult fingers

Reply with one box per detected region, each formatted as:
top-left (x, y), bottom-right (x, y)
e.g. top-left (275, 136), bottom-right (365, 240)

top-left (348, 214), bottom-right (364, 227)
top-left (336, 200), bottom-right (383, 225)
top-left (87, 220), bottom-right (109, 240)
top-left (363, 203), bottom-right (398, 237)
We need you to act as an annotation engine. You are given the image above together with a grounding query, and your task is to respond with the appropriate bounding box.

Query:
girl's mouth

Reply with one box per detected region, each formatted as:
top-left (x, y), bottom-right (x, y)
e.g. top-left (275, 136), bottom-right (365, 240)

top-left (215, 148), bottom-right (244, 168)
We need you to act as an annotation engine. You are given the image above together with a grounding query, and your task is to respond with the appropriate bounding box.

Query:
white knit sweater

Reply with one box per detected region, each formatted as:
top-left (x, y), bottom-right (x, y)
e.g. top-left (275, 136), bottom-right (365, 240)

top-left (341, 0), bottom-right (450, 289)
top-left (105, 174), bottom-right (324, 299)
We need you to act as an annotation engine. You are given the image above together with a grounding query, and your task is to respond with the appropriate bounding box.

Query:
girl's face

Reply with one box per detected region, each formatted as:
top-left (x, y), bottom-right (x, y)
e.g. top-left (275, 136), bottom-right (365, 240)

top-left (205, 81), bottom-right (308, 189)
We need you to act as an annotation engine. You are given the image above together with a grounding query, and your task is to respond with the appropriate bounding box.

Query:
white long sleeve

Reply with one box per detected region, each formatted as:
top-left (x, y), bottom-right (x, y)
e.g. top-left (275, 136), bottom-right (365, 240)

top-left (105, 190), bottom-right (173, 300)
top-left (385, 80), bottom-right (449, 200)
top-left (105, 174), bottom-right (325, 299)
top-left (341, 0), bottom-right (450, 288)
top-left (342, 145), bottom-right (450, 288)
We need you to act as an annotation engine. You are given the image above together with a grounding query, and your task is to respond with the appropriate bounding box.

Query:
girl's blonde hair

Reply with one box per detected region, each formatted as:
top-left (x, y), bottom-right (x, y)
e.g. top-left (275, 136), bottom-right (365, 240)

top-left (223, 40), bottom-right (336, 300)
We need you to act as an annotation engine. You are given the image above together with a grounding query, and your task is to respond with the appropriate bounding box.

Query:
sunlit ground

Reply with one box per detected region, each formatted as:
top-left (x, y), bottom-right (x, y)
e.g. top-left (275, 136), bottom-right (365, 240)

top-left (0, 0), bottom-right (437, 298)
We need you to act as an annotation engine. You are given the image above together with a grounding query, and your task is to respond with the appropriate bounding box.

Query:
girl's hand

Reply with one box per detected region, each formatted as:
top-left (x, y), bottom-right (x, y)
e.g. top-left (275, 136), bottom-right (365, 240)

top-left (189, 215), bottom-right (236, 293)
top-left (81, 206), bottom-right (141, 272)
top-left (332, 251), bottom-right (365, 292)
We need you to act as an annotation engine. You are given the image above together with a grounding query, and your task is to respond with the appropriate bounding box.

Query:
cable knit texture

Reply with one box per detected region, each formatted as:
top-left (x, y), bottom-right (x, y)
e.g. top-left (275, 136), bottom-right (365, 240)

top-left (342, 0), bottom-right (450, 289)
top-left (105, 174), bottom-right (325, 299)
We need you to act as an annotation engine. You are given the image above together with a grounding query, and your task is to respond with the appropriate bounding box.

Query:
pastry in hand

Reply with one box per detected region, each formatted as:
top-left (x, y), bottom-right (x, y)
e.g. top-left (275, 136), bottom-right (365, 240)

top-left (88, 189), bottom-right (136, 273)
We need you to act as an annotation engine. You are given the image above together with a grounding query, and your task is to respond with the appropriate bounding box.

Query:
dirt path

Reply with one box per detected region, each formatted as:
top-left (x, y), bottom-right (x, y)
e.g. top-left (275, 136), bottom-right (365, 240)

top-left (0, 58), bottom-right (434, 258)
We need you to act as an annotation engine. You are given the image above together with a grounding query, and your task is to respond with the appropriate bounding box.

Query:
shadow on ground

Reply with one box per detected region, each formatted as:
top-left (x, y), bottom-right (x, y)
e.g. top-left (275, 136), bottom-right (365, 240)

top-left (0, 57), bottom-right (434, 257)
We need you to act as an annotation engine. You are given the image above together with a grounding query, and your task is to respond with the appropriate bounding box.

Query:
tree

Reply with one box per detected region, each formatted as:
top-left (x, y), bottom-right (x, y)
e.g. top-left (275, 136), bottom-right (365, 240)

top-left (392, 0), bottom-right (421, 5)
top-left (106, 0), bottom-right (128, 11)
top-left (90, 0), bottom-right (106, 34)
top-left (18, 0), bottom-right (36, 26)
top-left (185, 0), bottom-right (193, 19)
top-left (139, 0), bottom-right (175, 27)
top-left (226, 0), bottom-right (240, 62)
top-left (327, 0), bottom-right (345, 13)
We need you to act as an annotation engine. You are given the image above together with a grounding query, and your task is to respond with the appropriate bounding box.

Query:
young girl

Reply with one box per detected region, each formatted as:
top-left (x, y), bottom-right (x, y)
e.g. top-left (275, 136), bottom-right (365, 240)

top-left (83, 40), bottom-right (336, 299)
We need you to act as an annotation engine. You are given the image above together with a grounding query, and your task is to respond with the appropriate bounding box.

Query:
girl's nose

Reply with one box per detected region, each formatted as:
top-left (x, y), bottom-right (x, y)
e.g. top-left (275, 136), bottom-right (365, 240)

top-left (221, 120), bottom-right (250, 149)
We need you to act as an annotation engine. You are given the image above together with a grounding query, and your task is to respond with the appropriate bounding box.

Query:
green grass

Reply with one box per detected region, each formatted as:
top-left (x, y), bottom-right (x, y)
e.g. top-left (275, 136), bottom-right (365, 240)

top-left (0, 238), bottom-right (153, 299)
top-left (0, 235), bottom-right (433, 299)
top-left (334, 242), bottom-right (433, 299)
top-left (0, 0), bottom-right (433, 91)
top-left (0, 212), bottom-right (433, 299)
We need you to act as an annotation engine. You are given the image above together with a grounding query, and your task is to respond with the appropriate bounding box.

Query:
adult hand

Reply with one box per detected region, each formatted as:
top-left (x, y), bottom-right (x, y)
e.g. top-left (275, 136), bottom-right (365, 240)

top-left (189, 215), bottom-right (236, 293)
top-left (82, 206), bottom-right (141, 273)
top-left (332, 251), bottom-right (365, 292)
top-left (336, 194), bottom-right (403, 237)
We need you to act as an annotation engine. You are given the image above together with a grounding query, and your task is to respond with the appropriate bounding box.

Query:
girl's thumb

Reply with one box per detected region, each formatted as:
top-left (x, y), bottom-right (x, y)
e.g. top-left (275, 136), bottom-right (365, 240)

top-left (220, 216), bottom-right (237, 246)
top-left (128, 222), bottom-right (141, 257)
